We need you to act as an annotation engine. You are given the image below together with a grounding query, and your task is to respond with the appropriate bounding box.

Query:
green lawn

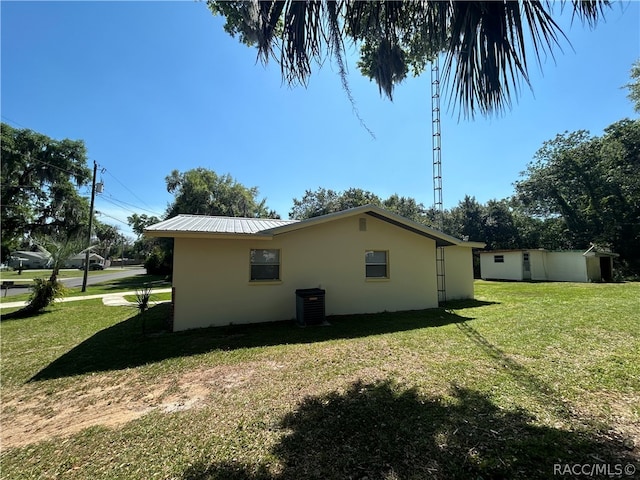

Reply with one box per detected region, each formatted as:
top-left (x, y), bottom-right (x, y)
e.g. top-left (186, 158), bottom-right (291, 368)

top-left (0, 273), bottom-right (170, 304)
top-left (1, 281), bottom-right (638, 479)
top-left (123, 292), bottom-right (172, 303)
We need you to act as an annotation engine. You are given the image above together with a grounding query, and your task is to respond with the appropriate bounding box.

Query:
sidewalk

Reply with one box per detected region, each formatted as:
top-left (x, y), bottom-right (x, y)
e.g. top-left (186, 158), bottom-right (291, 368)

top-left (0, 288), bottom-right (172, 310)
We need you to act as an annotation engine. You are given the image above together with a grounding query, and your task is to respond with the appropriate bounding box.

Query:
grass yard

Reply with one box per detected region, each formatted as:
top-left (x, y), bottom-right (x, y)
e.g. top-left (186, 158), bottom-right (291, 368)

top-left (0, 273), bottom-right (170, 304)
top-left (1, 281), bottom-right (638, 479)
top-left (123, 292), bottom-right (173, 303)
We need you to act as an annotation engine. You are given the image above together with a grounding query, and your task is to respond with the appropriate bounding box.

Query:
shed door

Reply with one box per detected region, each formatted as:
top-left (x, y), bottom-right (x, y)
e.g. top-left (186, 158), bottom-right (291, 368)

top-left (600, 257), bottom-right (612, 282)
top-left (522, 252), bottom-right (531, 280)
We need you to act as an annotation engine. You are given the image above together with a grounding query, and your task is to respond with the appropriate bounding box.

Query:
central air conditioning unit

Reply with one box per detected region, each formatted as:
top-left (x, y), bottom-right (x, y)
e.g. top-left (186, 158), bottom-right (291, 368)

top-left (295, 288), bottom-right (326, 326)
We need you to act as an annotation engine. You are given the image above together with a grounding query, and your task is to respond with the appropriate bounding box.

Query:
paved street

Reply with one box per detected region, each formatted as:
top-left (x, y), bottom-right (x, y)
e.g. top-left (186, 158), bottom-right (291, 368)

top-left (60, 266), bottom-right (147, 288)
top-left (1, 267), bottom-right (148, 298)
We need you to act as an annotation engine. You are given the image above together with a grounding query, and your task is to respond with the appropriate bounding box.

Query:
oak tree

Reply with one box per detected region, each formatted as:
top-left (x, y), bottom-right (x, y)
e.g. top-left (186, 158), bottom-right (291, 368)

top-left (0, 123), bottom-right (91, 260)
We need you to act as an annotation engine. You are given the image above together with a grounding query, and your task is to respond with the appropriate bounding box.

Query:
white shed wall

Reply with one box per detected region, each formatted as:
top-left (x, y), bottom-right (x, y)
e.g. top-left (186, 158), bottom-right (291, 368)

top-left (528, 250), bottom-right (548, 281)
top-left (545, 252), bottom-right (588, 282)
top-left (480, 251), bottom-right (523, 281)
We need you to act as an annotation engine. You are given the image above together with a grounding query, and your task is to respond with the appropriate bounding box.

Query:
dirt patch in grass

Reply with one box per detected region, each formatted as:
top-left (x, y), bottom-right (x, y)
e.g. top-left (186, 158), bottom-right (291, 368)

top-left (0, 362), bottom-right (283, 450)
top-left (572, 390), bottom-right (640, 452)
top-left (0, 348), bottom-right (443, 452)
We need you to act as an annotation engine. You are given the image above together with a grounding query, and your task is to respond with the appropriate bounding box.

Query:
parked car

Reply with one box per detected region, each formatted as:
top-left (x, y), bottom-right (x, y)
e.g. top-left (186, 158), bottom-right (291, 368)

top-left (86, 264), bottom-right (104, 270)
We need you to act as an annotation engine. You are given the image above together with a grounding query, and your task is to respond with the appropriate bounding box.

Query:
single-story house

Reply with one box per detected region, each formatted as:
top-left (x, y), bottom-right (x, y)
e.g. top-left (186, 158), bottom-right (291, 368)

top-left (479, 246), bottom-right (618, 283)
top-left (145, 205), bottom-right (485, 332)
top-left (64, 252), bottom-right (106, 269)
top-left (8, 249), bottom-right (52, 269)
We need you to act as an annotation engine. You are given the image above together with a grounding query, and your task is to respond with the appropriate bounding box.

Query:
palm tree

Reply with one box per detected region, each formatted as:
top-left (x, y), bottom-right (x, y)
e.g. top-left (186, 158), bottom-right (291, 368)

top-left (208, 0), bottom-right (609, 116)
top-left (6, 235), bottom-right (82, 318)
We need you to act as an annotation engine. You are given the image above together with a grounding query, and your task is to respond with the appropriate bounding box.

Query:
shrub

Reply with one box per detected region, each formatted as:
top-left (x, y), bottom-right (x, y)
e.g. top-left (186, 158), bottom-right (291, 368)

top-left (3, 278), bottom-right (67, 320)
top-left (144, 246), bottom-right (172, 275)
top-left (27, 278), bottom-right (67, 312)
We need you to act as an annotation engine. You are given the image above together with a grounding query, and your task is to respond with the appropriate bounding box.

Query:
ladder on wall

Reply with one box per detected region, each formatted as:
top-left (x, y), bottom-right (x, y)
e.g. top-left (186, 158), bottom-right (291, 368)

top-left (431, 57), bottom-right (446, 304)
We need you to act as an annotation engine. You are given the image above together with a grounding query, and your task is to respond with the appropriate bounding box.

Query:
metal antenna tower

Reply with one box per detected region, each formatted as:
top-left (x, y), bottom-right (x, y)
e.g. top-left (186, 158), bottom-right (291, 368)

top-left (431, 56), bottom-right (446, 304)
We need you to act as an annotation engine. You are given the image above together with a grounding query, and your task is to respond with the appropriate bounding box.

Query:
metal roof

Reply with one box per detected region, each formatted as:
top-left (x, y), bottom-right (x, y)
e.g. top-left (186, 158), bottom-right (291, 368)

top-left (145, 214), bottom-right (297, 235)
top-left (144, 206), bottom-right (485, 248)
top-left (265, 205), bottom-right (467, 247)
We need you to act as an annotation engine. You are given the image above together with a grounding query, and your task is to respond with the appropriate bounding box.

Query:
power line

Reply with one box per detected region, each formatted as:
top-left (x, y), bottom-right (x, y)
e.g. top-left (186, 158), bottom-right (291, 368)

top-left (0, 184), bottom-right (44, 188)
top-left (95, 210), bottom-right (129, 226)
top-left (97, 196), bottom-right (140, 216)
top-left (3, 134), bottom-right (165, 220)
top-left (5, 145), bottom-right (164, 216)
top-left (100, 193), bottom-right (163, 216)
top-left (103, 168), bottom-right (155, 210)
top-left (1, 115), bottom-right (29, 129)
top-left (1, 146), bottom-right (88, 178)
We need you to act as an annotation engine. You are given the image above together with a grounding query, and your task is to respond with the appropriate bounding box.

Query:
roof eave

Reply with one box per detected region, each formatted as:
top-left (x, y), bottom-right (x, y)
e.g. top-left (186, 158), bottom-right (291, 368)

top-left (144, 230), bottom-right (274, 240)
top-left (365, 211), bottom-right (458, 246)
top-left (456, 241), bottom-right (486, 249)
top-left (267, 204), bottom-right (470, 246)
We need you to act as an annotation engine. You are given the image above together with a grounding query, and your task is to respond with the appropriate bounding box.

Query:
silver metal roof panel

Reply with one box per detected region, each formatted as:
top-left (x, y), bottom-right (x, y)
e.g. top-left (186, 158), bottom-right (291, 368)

top-left (145, 214), bottom-right (297, 235)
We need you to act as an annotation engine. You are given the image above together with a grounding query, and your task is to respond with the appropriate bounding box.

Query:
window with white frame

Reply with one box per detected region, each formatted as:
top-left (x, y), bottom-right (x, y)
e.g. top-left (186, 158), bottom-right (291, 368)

top-left (365, 250), bottom-right (388, 278)
top-left (250, 249), bottom-right (280, 281)
top-left (494, 255), bottom-right (505, 263)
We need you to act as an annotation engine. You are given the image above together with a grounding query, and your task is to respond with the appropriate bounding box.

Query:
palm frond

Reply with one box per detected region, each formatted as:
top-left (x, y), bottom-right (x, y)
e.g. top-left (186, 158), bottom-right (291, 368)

top-left (326, 1), bottom-right (377, 138)
top-left (226, 0), bottom-right (609, 117)
top-left (570, 0), bottom-right (610, 27)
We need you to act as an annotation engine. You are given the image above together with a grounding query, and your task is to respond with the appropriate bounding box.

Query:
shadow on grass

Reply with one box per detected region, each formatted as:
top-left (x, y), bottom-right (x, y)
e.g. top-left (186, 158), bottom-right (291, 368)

top-left (456, 321), bottom-right (575, 420)
top-left (82, 274), bottom-right (170, 292)
top-left (181, 380), bottom-right (634, 480)
top-left (1, 307), bottom-right (49, 321)
top-left (30, 301), bottom-right (495, 382)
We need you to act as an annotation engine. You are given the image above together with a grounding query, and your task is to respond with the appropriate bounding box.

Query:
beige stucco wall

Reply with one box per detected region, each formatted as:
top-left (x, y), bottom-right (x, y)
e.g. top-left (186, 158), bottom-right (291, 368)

top-left (442, 246), bottom-right (475, 300)
top-left (480, 251), bottom-right (523, 281)
top-left (172, 215), bottom-right (441, 331)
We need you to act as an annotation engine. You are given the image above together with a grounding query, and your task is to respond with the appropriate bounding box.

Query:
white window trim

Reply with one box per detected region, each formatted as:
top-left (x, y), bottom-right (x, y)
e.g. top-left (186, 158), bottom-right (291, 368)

top-left (365, 250), bottom-right (389, 280)
top-left (249, 248), bottom-right (282, 283)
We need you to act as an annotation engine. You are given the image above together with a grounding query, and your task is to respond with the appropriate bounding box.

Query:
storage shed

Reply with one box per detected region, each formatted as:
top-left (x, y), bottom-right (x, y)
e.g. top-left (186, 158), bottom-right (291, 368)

top-left (479, 247), bottom-right (617, 283)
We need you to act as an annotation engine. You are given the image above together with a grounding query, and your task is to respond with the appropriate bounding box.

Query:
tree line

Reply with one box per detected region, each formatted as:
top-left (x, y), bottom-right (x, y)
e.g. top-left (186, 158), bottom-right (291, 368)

top-left (113, 115), bottom-right (640, 278)
top-left (2, 115), bottom-right (639, 277)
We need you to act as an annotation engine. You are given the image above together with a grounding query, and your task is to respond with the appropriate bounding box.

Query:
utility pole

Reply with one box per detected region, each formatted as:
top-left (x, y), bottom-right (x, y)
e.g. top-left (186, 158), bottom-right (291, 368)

top-left (81, 161), bottom-right (97, 292)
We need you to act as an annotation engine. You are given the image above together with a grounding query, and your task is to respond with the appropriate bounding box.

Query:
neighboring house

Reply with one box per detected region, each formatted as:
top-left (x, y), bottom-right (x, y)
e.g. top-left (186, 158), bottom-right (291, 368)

top-left (64, 252), bottom-right (106, 269)
top-left (145, 205), bottom-right (484, 332)
top-left (479, 247), bottom-right (617, 283)
top-left (8, 249), bottom-right (52, 269)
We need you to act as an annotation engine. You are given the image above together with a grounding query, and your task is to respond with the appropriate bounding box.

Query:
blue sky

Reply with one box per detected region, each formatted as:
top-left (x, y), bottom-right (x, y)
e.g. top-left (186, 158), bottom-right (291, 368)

top-left (2, 1), bottom-right (639, 239)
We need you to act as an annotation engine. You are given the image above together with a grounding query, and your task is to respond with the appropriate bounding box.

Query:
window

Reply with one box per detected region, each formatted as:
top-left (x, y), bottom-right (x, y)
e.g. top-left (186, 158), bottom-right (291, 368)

top-left (250, 249), bottom-right (280, 281)
top-left (365, 250), bottom-right (388, 278)
top-left (494, 255), bottom-right (504, 263)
